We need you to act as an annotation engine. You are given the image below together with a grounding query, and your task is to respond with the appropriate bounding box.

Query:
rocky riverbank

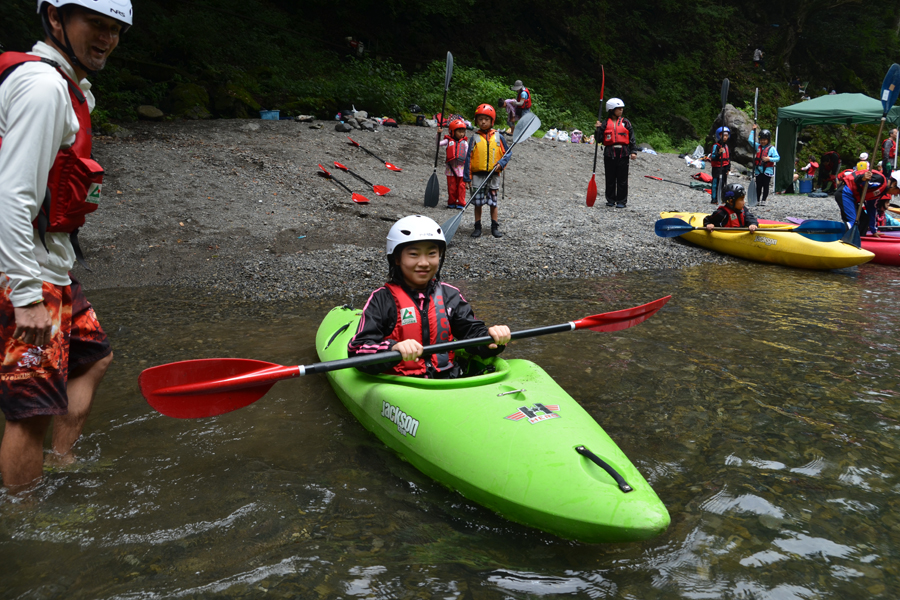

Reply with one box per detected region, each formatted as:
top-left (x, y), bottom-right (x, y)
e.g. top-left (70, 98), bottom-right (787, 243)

top-left (79, 119), bottom-right (840, 301)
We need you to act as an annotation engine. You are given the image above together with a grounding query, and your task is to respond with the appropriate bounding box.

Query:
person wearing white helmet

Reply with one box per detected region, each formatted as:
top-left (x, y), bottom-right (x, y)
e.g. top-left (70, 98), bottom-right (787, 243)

top-left (594, 97), bottom-right (637, 208)
top-left (348, 216), bottom-right (511, 378)
top-left (0, 0), bottom-right (131, 490)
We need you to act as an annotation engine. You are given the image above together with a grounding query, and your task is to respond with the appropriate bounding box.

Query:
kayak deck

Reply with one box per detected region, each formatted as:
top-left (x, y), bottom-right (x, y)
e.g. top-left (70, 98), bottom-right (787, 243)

top-left (660, 211), bottom-right (873, 270)
top-left (315, 305), bottom-right (670, 543)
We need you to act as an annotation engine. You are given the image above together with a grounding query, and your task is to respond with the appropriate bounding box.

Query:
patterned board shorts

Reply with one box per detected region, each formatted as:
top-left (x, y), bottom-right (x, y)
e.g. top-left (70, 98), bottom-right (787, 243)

top-left (470, 172), bottom-right (500, 207)
top-left (0, 275), bottom-right (111, 421)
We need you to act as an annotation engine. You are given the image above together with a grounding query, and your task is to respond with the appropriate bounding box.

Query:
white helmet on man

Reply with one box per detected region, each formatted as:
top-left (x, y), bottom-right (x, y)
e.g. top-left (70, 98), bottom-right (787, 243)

top-left (386, 215), bottom-right (446, 256)
top-left (606, 98), bottom-right (625, 111)
top-left (37, 0), bottom-right (133, 26)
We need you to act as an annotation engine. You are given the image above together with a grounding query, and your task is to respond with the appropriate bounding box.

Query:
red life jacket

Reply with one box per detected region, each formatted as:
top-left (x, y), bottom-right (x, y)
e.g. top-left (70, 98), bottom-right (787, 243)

top-left (876, 211), bottom-right (887, 228)
top-left (884, 138), bottom-right (897, 160)
top-left (710, 143), bottom-right (730, 168)
top-left (719, 205), bottom-right (746, 228)
top-left (384, 283), bottom-right (454, 377)
top-left (754, 144), bottom-right (773, 172)
top-left (806, 161), bottom-right (819, 177)
top-left (518, 87), bottom-right (532, 109)
top-left (0, 52), bottom-right (104, 241)
top-left (839, 169), bottom-right (888, 203)
top-left (602, 117), bottom-right (629, 146)
top-left (444, 135), bottom-right (467, 163)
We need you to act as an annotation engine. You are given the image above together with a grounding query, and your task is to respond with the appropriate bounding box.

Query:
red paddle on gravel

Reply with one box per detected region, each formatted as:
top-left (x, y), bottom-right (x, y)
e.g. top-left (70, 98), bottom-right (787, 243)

top-left (139, 295), bottom-right (672, 419)
top-left (347, 137), bottom-right (402, 171)
top-left (586, 64), bottom-right (604, 207)
top-left (332, 161), bottom-right (390, 196)
top-left (316, 164), bottom-right (369, 203)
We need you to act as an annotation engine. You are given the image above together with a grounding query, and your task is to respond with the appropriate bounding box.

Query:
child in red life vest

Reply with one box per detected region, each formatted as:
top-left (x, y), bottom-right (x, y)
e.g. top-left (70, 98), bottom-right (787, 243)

top-left (437, 119), bottom-right (468, 209)
top-left (348, 215), bottom-right (511, 378)
top-left (703, 184), bottom-right (759, 230)
top-left (705, 127), bottom-right (731, 205)
top-left (870, 195), bottom-right (900, 236)
top-left (464, 104), bottom-right (510, 238)
top-left (594, 97), bottom-right (637, 208)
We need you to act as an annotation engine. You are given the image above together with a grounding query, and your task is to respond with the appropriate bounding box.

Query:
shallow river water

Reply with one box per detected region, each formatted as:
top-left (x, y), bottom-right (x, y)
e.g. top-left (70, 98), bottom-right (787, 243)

top-left (2, 261), bottom-right (900, 599)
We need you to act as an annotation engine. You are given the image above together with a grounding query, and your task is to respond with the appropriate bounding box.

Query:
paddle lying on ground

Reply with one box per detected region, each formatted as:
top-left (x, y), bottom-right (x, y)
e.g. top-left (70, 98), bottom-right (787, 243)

top-left (317, 164), bottom-right (369, 203)
top-left (843, 63), bottom-right (900, 247)
top-left (586, 64), bottom-right (605, 207)
top-left (655, 217), bottom-right (846, 242)
top-left (747, 87), bottom-right (759, 207)
top-left (347, 137), bottom-right (402, 171)
top-left (333, 161), bottom-right (390, 196)
top-left (442, 111), bottom-right (542, 242)
top-left (644, 175), bottom-right (710, 193)
top-left (425, 51), bottom-right (453, 207)
top-left (139, 295), bottom-right (672, 419)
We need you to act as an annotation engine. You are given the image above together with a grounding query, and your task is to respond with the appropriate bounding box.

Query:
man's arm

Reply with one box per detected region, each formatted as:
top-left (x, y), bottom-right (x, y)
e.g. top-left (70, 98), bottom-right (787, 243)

top-left (0, 65), bottom-right (71, 307)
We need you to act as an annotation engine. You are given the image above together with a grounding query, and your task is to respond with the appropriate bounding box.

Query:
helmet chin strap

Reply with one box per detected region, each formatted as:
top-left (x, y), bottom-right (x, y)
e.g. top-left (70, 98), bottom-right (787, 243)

top-left (42, 8), bottom-right (98, 77)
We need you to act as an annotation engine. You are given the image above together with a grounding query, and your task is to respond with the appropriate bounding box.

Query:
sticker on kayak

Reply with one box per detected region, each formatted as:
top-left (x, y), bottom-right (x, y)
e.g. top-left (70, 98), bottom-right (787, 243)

top-left (506, 403), bottom-right (560, 424)
top-left (754, 235), bottom-right (777, 246)
top-left (381, 401), bottom-right (419, 437)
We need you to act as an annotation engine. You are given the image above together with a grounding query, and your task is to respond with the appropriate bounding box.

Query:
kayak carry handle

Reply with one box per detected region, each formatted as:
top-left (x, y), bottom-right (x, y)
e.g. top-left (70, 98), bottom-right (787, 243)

top-left (576, 445), bottom-right (633, 493)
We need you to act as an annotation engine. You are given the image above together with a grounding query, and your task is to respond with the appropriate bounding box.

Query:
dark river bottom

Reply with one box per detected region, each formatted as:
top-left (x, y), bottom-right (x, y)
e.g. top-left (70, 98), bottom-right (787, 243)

top-left (2, 262), bottom-right (899, 599)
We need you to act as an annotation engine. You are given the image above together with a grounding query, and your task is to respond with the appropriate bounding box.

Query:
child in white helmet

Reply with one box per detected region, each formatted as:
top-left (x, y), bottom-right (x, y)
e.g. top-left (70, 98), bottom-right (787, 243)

top-left (594, 98), bottom-right (637, 208)
top-left (348, 215), bottom-right (511, 378)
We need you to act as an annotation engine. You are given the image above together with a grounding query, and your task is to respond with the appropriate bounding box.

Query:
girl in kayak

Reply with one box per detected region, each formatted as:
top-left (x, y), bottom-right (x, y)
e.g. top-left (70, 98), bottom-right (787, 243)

top-left (704, 184), bottom-right (758, 231)
top-left (348, 215), bottom-right (511, 378)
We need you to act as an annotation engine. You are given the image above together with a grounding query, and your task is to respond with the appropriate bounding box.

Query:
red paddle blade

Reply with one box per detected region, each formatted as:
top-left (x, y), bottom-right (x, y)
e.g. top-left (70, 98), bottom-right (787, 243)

top-left (586, 175), bottom-right (597, 207)
top-left (139, 358), bottom-right (287, 419)
top-left (317, 163), bottom-right (332, 177)
top-left (373, 185), bottom-right (390, 196)
top-left (347, 137), bottom-right (360, 147)
top-left (385, 162), bottom-right (402, 172)
top-left (573, 296), bottom-right (672, 333)
top-left (352, 193), bottom-right (370, 204)
top-left (333, 161), bottom-right (349, 171)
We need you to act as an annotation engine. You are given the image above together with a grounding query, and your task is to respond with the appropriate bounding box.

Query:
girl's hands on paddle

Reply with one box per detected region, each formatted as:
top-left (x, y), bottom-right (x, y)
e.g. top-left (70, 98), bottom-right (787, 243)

top-left (488, 325), bottom-right (511, 349)
top-left (393, 339), bottom-right (424, 362)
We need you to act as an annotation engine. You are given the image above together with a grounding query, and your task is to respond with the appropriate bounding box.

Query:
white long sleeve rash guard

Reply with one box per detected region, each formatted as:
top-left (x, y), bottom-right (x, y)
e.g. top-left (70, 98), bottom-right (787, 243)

top-left (0, 41), bottom-right (95, 307)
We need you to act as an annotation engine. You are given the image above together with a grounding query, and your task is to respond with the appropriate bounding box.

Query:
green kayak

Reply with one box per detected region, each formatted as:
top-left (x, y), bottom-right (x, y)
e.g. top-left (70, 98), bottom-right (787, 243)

top-left (316, 305), bottom-right (670, 543)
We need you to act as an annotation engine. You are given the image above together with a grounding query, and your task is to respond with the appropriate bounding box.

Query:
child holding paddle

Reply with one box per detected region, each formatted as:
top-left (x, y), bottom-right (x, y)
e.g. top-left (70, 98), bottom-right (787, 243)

top-left (464, 104), bottom-right (510, 238)
top-left (705, 127), bottom-right (731, 205)
top-left (703, 184), bottom-right (758, 230)
top-left (750, 125), bottom-right (779, 207)
top-left (437, 119), bottom-right (469, 209)
top-left (348, 215), bottom-right (511, 378)
top-left (594, 98), bottom-right (637, 208)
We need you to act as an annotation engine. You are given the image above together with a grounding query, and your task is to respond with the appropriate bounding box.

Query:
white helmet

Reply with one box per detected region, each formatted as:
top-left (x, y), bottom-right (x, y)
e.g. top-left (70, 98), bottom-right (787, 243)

top-left (891, 171), bottom-right (900, 186)
top-left (386, 215), bottom-right (446, 256)
top-left (606, 98), bottom-right (625, 111)
top-left (860, 152), bottom-right (868, 161)
top-left (38, 0), bottom-right (133, 26)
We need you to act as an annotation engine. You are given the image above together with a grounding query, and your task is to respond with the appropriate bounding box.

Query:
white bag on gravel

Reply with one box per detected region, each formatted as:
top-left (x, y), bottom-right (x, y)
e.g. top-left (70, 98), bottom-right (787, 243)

top-left (557, 130), bottom-right (570, 142)
top-left (543, 128), bottom-right (558, 140)
top-left (691, 145), bottom-right (704, 159)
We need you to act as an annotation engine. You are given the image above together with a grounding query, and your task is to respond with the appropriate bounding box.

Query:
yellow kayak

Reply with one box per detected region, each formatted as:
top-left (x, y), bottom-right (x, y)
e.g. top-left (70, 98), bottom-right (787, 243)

top-left (659, 212), bottom-right (874, 270)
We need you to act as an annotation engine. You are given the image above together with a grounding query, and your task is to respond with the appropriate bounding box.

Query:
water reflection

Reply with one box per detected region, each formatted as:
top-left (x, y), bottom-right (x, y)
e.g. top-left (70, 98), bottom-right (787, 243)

top-left (1, 261), bottom-right (899, 598)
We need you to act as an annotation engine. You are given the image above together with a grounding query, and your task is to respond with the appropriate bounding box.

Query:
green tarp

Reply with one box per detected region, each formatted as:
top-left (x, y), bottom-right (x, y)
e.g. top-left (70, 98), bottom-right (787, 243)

top-left (774, 93), bottom-right (900, 193)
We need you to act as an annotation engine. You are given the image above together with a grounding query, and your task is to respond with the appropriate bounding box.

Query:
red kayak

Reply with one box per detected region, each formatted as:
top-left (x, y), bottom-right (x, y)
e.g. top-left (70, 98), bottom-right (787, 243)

top-left (779, 218), bottom-right (900, 266)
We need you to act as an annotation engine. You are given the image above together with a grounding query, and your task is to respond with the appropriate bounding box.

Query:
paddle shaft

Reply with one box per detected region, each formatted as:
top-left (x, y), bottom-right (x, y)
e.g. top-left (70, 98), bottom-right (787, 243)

top-left (325, 174), bottom-right (353, 194)
top-left (717, 78), bottom-right (729, 203)
top-left (433, 54), bottom-right (452, 170)
top-left (339, 165), bottom-right (374, 187)
top-left (747, 88), bottom-right (759, 207)
top-left (591, 65), bottom-right (605, 175)
top-left (156, 322), bottom-right (593, 397)
top-left (645, 175), bottom-right (694, 188)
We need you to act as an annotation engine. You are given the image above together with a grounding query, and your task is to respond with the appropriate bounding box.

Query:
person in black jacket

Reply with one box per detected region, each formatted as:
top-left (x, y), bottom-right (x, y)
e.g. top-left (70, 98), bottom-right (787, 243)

top-left (348, 215), bottom-right (510, 378)
top-left (704, 184), bottom-right (758, 230)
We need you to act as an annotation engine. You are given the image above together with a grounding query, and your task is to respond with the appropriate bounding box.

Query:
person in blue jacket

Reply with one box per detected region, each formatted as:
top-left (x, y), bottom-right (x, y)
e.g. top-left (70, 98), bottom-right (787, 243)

top-left (750, 125), bottom-right (780, 207)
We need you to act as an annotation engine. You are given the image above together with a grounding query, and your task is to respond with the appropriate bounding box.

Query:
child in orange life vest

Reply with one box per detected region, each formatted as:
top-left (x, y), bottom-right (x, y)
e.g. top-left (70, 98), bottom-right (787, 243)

top-left (705, 127), bottom-right (731, 205)
top-left (437, 119), bottom-right (468, 209)
top-left (463, 104), bottom-right (510, 238)
top-left (348, 215), bottom-right (511, 378)
top-left (703, 184), bottom-right (759, 230)
top-left (594, 97), bottom-right (637, 208)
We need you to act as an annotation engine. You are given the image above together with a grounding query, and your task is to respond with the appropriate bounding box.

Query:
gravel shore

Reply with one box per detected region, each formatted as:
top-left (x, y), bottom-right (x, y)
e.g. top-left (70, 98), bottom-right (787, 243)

top-left (80, 119), bottom-right (840, 301)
